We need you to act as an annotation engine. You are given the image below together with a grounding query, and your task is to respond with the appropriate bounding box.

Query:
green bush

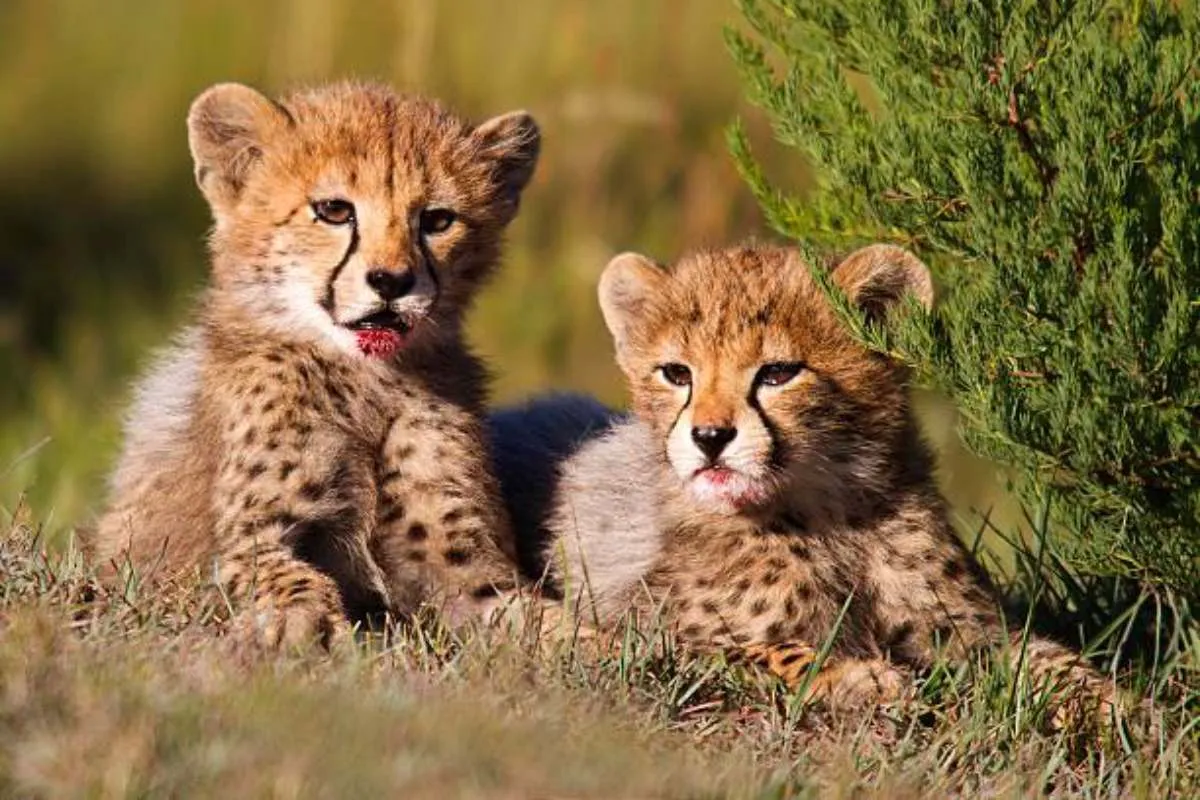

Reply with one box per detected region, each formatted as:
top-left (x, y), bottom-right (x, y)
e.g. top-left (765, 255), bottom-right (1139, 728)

top-left (729, 0), bottom-right (1199, 598)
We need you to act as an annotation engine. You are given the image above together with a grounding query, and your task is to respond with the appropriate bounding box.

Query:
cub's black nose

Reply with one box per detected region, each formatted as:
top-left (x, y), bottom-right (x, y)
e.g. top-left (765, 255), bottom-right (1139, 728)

top-left (366, 269), bottom-right (416, 301)
top-left (691, 426), bottom-right (737, 462)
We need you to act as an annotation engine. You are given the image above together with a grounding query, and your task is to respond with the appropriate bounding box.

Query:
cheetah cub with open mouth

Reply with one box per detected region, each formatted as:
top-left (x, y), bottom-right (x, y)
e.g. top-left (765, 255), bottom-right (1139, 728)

top-left (92, 81), bottom-right (539, 647)
top-left (494, 244), bottom-right (1115, 727)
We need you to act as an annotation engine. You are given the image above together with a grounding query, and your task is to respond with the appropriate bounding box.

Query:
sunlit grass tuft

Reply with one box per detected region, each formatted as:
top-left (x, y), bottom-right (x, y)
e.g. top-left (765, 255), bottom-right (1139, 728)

top-left (2, 507), bottom-right (1196, 797)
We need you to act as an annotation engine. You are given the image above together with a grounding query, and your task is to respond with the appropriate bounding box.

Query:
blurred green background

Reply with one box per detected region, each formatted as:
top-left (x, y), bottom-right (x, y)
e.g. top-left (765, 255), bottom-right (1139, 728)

top-left (0, 0), bottom-right (1002, 546)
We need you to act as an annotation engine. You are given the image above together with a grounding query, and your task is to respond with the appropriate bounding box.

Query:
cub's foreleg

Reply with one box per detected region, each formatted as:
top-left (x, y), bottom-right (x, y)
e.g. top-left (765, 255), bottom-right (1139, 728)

top-left (370, 402), bottom-right (524, 623)
top-left (211, 389), bottom-right (387, 648)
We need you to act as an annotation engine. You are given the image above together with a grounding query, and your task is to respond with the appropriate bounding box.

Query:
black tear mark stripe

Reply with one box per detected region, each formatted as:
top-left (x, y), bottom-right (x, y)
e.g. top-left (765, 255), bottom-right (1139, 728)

top-left (668, 385), bottom-right (692, 445)
top-left (321, 225), bottom-right (360, 313)
top-left (416, 236), bottom-right (441, 298)
top-left (746, 390), bottom-right (785, 471)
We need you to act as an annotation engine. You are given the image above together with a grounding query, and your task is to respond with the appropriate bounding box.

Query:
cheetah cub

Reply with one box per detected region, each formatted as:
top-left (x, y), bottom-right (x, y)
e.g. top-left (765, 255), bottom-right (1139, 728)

top-left (496, 244), bottom-right (1114, 724)
top-left (92, 81), bottom-right (540, 647)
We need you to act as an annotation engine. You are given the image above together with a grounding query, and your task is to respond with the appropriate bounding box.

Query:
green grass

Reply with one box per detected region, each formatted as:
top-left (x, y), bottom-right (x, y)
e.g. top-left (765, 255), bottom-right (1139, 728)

top-left (3, 505), bottom-right (1196, 797)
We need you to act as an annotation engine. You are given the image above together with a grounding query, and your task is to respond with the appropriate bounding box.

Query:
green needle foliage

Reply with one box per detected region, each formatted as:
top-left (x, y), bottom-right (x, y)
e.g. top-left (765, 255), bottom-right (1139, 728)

top-left (728, 0), bottom-right (1200, 598)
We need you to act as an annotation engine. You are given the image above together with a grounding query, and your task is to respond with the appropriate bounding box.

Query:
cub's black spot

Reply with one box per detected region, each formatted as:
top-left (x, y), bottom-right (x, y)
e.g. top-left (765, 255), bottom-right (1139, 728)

top-left (443, 548), bottom-right (472, 566)
top-left (472, 584), bottom-right (501, 599)
top-left (245, 462), bottom-right (267, 479)
top-left (701, 600), bottom-right (720, 615)
top-left (736, 577), bottom-right (753, 592)
top-left (279, 462), bottom-right (297, 480)
top-left (794, 584), bottom-right (813, 602)
top-left (681, 623), bottom-right (704, 638)
top-left (943, 559), bottom-right (965, 580)
top-left (407, 523), bottom-right (428, 542)
top-left (325, 382), bottom-right (347, 408)
top-left (299, 481), bottom-right (324, 501)
top-left (243, 429), bottom-right (258, 446)
top-left (765, 622), bottom-right (785, 642)
top-left (761, 571), bottom-right (781, 587)
top-left (778, 650), bottom-right (809, 667)
top-left (788, 542), bottom-right (811, 560)
top-left (441, 508), bottom-right (464, 525)
top-left (407, 550), bottom-right (426, 563)
top-left (750, 598), bottom-right (769, 616)
top-left (766, 557), bottom-right (788, 572)
top-left (380, 505), bottom-right (405, 525)
top-left (282, 582), bottom-right (315, 601)
top-left (262, 400), bottom-right (277, 413)
top-left (884, 622), bottom-right (915, 653)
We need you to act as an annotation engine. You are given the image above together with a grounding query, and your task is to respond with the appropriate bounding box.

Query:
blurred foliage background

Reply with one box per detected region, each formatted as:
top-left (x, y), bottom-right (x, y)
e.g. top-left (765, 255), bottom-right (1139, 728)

top-left (0, 0), bottom-right (1000, 545)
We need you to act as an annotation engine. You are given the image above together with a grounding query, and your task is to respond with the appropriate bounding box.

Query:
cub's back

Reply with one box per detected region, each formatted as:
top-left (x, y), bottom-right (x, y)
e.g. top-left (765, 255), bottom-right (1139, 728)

top-left (93, 327), bottom-right (216, 576)
top-left (488, 393), bottom-right (617, 579)
top-left (489, 394), bottom-right (665, 614)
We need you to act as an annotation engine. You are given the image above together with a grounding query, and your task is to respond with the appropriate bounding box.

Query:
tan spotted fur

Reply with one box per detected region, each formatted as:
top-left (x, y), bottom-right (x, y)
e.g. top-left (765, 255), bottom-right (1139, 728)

top-left (500, 244), bottom-right (1114, 725)
top-left (91, 81), bottom-right (539, 647)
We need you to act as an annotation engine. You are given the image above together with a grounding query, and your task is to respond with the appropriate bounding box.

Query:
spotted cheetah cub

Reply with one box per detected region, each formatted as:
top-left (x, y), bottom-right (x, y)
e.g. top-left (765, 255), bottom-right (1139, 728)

top-left (498, 244), bottom-right (1114, 723)
top-left (92, 81), bottom-right (539, 647)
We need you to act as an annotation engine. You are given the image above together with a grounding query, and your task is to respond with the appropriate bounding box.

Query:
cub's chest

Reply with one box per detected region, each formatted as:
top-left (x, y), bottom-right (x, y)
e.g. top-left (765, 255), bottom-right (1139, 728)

top-left (654, 526), bottom-right (863, 646)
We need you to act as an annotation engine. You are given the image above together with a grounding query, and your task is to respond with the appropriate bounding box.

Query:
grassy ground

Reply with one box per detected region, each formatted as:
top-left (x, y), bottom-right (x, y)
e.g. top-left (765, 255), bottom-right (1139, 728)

top-left (3, 505), bottom-right (1197, 797)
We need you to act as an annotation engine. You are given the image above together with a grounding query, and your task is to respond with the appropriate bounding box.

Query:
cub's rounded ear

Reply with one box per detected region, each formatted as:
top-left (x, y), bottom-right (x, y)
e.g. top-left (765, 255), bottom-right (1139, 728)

top-left (831, 244), bottom-right (933, 321)
top-left (187, 83), bottom-right (290, 213)
top-left (598, 252), bottom-right (665, 357)
top-left (473, 111), bottom-right (540, 218)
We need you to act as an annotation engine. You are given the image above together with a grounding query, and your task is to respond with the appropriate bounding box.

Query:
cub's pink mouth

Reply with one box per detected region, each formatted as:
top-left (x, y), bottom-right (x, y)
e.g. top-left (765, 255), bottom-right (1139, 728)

top-left (689, 465), bottom-right (772, 509)
top-left (347, 310), bottom-right (412, 358)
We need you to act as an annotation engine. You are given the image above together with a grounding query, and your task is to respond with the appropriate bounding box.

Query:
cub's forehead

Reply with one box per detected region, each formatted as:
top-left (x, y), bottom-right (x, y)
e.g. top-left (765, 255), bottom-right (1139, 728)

top-left (271, 83), bottom-right (477, 173)
top-left (645, 247), bottom-right (829, 345)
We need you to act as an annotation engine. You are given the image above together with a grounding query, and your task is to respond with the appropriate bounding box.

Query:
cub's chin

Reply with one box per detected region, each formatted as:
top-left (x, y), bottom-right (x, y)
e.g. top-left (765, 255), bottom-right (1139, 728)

top-left (685, 466), bottom-right (775, 513)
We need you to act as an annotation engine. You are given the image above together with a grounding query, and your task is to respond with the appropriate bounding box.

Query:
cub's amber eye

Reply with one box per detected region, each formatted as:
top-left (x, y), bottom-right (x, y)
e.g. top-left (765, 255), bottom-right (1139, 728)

top-left (756, 362), bottom-right (804, 387)
top-left (658, 363), bottom-right (692, 387)
top-left (312, 199), bottom-right (355, 225)
top-left (419, 208), bottom-right (457, 235)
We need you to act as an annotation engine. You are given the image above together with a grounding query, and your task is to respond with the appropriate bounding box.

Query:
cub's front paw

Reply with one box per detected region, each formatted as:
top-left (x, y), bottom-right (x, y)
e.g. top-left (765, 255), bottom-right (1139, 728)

top-left (237, 573), bottom-right (350, 651)
top-left (1047, 674), bottom-right (1123, 735)
top-left (805, 658), bottom-right (909, 708)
